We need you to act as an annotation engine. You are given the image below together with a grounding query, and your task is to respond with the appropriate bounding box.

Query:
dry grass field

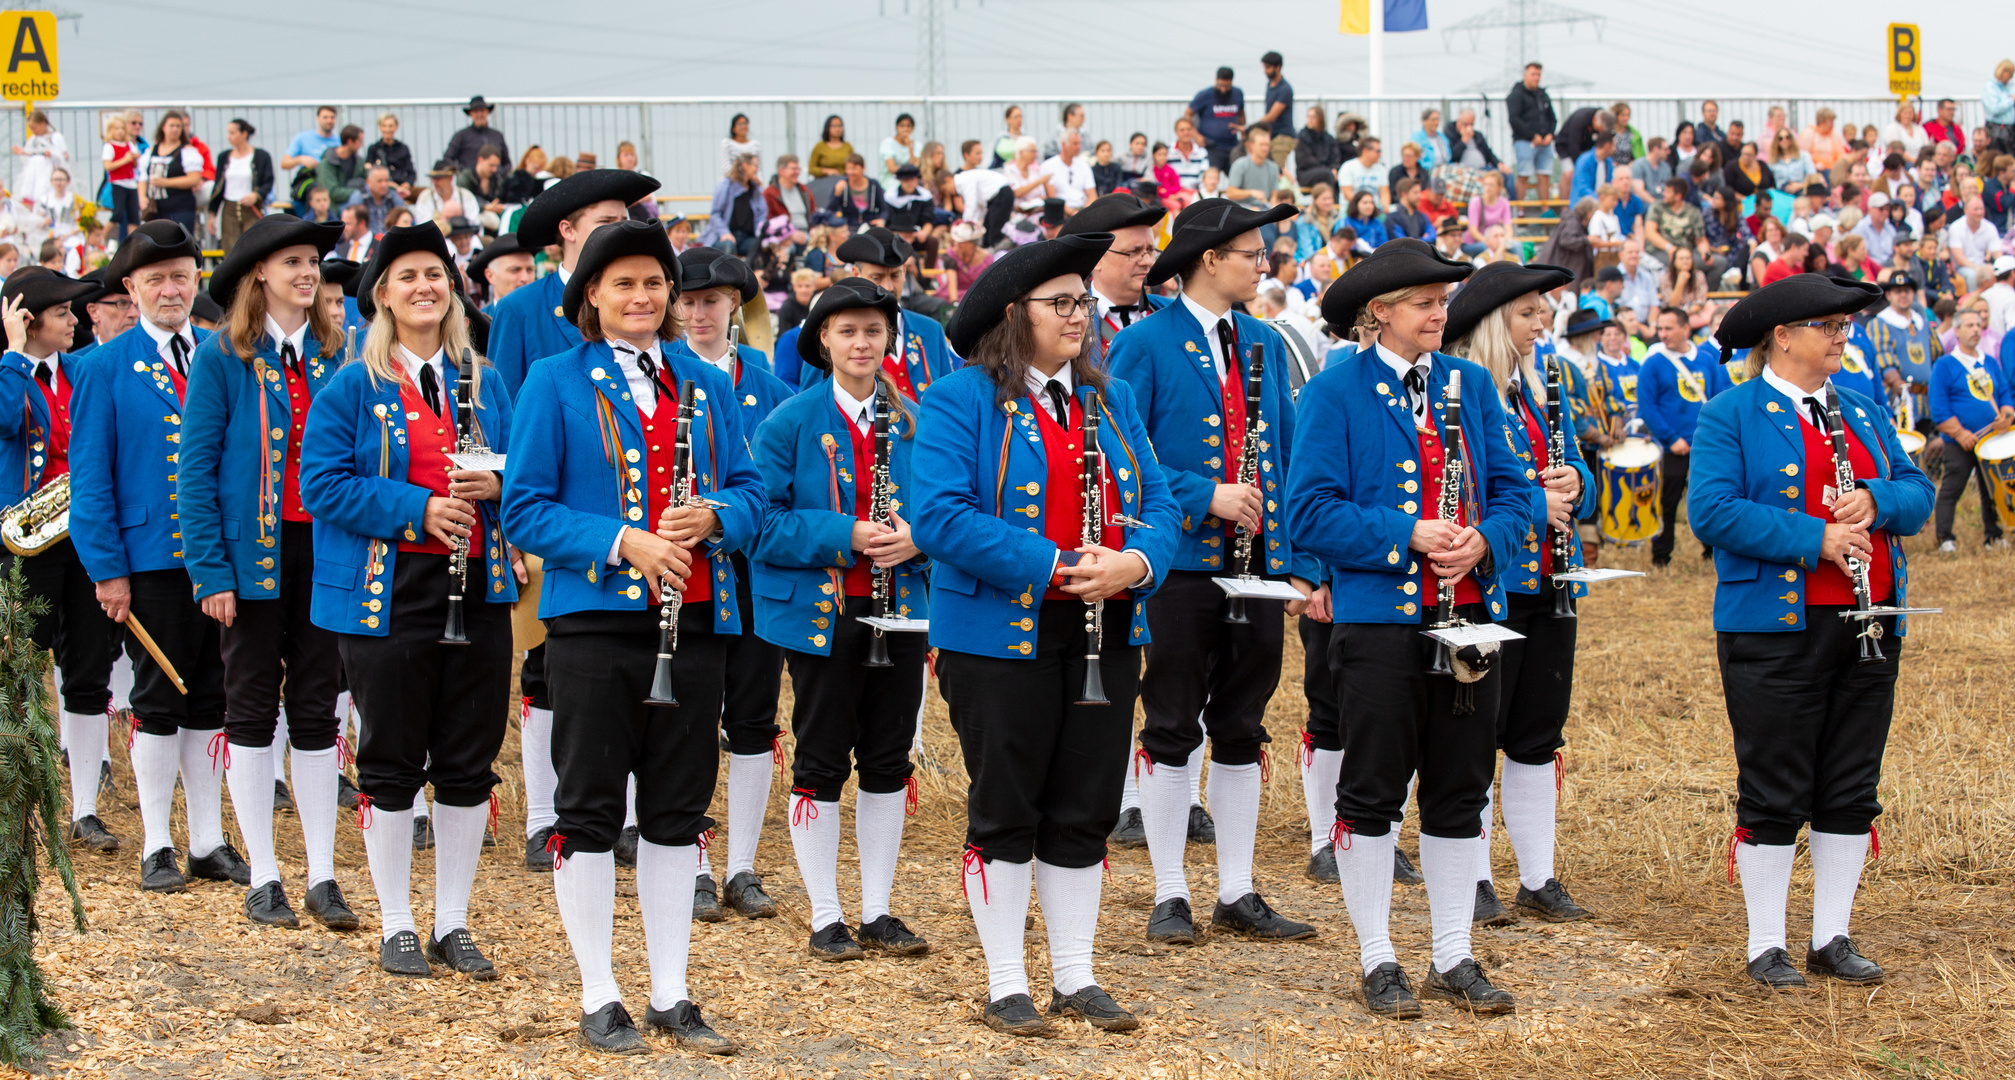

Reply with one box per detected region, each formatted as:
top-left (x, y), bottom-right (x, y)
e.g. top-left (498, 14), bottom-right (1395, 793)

top-left (18, 511), bottom-right (2015, 1079)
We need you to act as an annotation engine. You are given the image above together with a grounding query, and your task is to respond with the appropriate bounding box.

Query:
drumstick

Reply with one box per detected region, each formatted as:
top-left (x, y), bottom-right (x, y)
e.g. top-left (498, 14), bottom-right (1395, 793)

top-left (124, 613), bottom-right (187, 696)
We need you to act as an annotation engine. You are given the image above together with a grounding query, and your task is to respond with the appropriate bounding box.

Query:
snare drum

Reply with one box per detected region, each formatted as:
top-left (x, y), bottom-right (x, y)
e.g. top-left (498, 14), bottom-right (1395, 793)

top-left (1895, 428), bottom-right (1926, 459)
top-left (1974, 430), bottom-right (2015, 531)
top-left (1598, 437), bottom-right (1663, 544)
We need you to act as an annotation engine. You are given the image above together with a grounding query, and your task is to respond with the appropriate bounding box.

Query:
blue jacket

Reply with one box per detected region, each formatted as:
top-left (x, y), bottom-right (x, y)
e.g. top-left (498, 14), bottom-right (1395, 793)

top-left (68, 325), bottom-right (215, 582)
top-left (785, 310), bottom-right (959, 394)
top-left (1866, 312), bottom-right (1939, 386)
top-left (1284, 350), bottom-right (1543, 625)
top-left (1500, 376), bottom-right (1597, 597)
top-left (664, 340), bottom-right (794, 455)
top-left (1105, 302), bottom-right (1319, 582)
top-left (1091, 292), bottom-right (1169, 364)
top-left (178, 332), bottom-right (339, 602)
top-left (0, 350), bottom-right (54, 508)
top-left (499, 341), bottom-right (765, 629)
top-left (1637, 342), bottom-right (1729, 447)
top-left (1689, 378), bottom-right (1932, 634)
top-left (911, 367), bottom-right (1180, 658)
top-left (486, 272), bottom-right (579, 400)
top-left (750, 382), bottom-right (930, 655)
top-left (1928, 351), bottom-right (2013, 433)
top-left (298, 357), bottom-right (517, 636)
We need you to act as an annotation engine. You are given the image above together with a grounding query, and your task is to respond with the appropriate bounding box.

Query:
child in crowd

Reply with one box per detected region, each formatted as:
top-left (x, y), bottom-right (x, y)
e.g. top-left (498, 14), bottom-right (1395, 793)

top-left (300, 185), bottom-right (338, 224)
top-left (101, 113), bottom-right (141, 243)
top-left (1152, 142), bottom-right (1186, 211)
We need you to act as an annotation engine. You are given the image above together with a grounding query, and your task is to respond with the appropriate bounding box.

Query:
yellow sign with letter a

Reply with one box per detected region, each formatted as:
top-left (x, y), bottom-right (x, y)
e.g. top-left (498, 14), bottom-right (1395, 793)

top-left (0, 11), bottom-right (57, 102)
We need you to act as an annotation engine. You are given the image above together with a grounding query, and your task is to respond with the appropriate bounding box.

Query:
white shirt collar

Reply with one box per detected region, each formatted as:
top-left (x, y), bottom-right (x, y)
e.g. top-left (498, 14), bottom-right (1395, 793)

top-left (1759, 365), bottom-right (1832, 420)
top-left (1602, 350), bottom-right (1634, 367)
top-left (1024, 363), bottom-right (1076, 422)
top-left (265, 314), bottom-right (309, 358)
top-left (1372, 338), bottom-right (1427, 383)
top-left (608, 337), bottom-right (664, 415)
top-left (1179, 291), bottom-right (1234, 377)
top-left (139, 315), bottom-right (196, 356)
top-left (556, 264), bottom-right (572, 286)
top-left (1651, 341), bottom-right (1697, 364)
top-left (1876, 307), bottom-right (1923, 332)
top-left (395, 343), bottom-right (445, 386)
top-left (832, 378), bottom-right (875, 432)
top-left (1953, 345), bottom-right (1986, 367)
top-left (687, 336), bottom-right (736, 374)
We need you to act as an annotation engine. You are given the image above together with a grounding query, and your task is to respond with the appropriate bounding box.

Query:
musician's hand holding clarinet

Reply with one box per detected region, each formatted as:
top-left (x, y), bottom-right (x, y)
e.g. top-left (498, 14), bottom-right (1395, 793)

top-left (1541, 464), bottom-right (1582, 533)
top-left (852, 510), bottom-right (918, 568)
top-left (1055, 545), bottom-right (1147, 603)
top-left (1412, 519), bottom-right (1488, 581)
top-left (422, 494), bottom-right (477, 550)
top-left (618, 523), bottom-right (693, 591)
top-left (1821, 484), bottom-right (1877, 579)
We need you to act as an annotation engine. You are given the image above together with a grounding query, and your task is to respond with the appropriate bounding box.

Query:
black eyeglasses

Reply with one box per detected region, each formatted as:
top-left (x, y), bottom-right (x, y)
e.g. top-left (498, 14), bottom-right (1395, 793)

top-left (1106, 245), bottom-right (1160, 263)
top-left (1025, 294), bottom-right (1096, 318)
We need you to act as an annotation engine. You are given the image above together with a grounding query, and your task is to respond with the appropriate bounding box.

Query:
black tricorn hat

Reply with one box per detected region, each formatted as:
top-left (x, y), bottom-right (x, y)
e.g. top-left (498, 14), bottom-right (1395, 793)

top-left (886, 206), bottom-right (921, 232)
top-left (68, 268), bottom-right (116, 351)
top-left (1040, 198), bottom-right (1067, 226)
top-left (945, 232), bottom-right (1114, 356)
top-left (562, 219), bottom-right (678, 324)
top-left (1559, 309), bottom-right (1615, 340)
top-left (79, 267), bottom-right (126, 301)
top-left (676, 247), bottom-right (758, 304)
top-left (354, 223), bottom-right (458, 320)
top-left (836, 226), bottom-right (914, 269)
top-left (104, 219), bottom-right (203, 289)
top-left (1060, 191), bottom-right (1166, 237)
top-left (1146, 197), bottom-right (1299, 288)
top-left (1, 266), bottom-right (101, 317)
top-left (796, 276), bottom-right (901, 372)
top-left (1715, 274), bottom-right (1881, 352)
top-left (465, 233), bottom-right (525, 282)
top-left (1442, 262), bottom-right (1575, 345)
top-left (516, 169), bottom-right (662, 249)
top-left (319, 258), bottom-right (363, 298)
top-left (464, 95), bottom-right (493, 113)
top-left (207, 215), bottom-right (344, 310)
top-left (191, 290), bottom-right (224, 324)
top-left (1317, 237), bottom-right (1472, 334)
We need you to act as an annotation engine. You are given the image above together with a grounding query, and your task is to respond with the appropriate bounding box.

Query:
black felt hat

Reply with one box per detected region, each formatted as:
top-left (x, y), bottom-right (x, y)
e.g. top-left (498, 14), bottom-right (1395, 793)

top-left (516, 169), bottom-right (662, 249)
top-left (207, 215), bottom-right (344, 310)
top-left (796, 276), bottom-right (901, 372)
top-left (675, 247), bottom-right (758, 305)
top-left (1317, 237), bottom-right (1473, 334)
top-left (79, 267), bottom-right (125, 301)
top-left (191, 290), bottom-right (224, 324)
top-left (464, 95), bottom-right (493, 114)
top-left (836, 226), bottom-right (913, 269)
top-left (465, 233), bottom-right (525, 283)
top-left (0, 266), bottom-right (101, 317)
top-left (886, 206), bottom-right (921, 233)
top-left (1715, 274), bottom-right (1882, 352)
top-left (562, 219), bottom-right (678, 324)
top-left (320, 258), bottom-right (363, 298)
top-left (104, 220), bottom-right (203, 289)
top-left (1442, 262), bottom-right (1575, 345)
top-left (945, 232), bottom-right (1114, 356)
top-left (1560, 309), bottom-right (1615, 340)
top-left (354, 223), bottom-right (458, 320)
top-left (1146, 197), bottom-right (1300, 287)
top-left (1060, 191), bottom-right (1166, 237)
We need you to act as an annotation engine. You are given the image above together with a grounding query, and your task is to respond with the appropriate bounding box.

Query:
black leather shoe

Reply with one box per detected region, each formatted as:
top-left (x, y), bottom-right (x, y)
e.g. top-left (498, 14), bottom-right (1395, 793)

top-left (524, 826), bottom-right (555, 872)
top-left (613, 825), bottom-right (639, 867)
top-left (244, 881), bottom-right (299, 928)
top-left (578, 1001), bottom-right (648, 1055)
top-left (1472, 880), bottom-right (1516, 926)
top-left (1305, 843), bottom-right (1338, 883)
top-left (858, 914), bottom-right (929, 956)
top-left (1049, 985), bottom-right (1139, 1031)
top-left (1393, 848), bottom-right (1424, 885)
top-left (1426, 958), bottom-right (1516, 1014)
top-left (68, 814), bottom-right (120, 853)
top-left (981, 993), bottom-right (1053, 1037)
top-left (337, 773), bottom-right (361, 809)
top-left (411, 816), bottom-right (434, 851)
top-left (1109, 807), bottom-right (1146, 847)
top-left (1806, 936), bottom-right (1883, 984)
top-left (273, 779), bottom-right (295, 813)
top-left (691, 874), bottom-right (724, 923)
top-left (643, 1000), bottom-right (735, 1054)
top-left (1361, 962), bottom-right (1421, 1019)
top-left (1145, 897), bottom-right (1195, 945)
top-left (140, 847), bottom-right (185, 893)
top-left (426, 927), bottom-right (498, 980)
top-left (1747, 947), bottom-right (1807, 988)
top-left (1211, 892), bottom-right (1317, 941)
top-left (1515, 879), bottom-right (1593, 922)
top-left (188, 843), bottom-right (251, 885)
top-left (808, 921), bottom-right (866, 961)
top-left (1186, 804), bottom-right (1216, 844)
top-left (722, 871), bottom-right (777, 918)
top-left (304, 880), bottom-right (359, 931)
top-left (379, 930), bottom-right (431, 977)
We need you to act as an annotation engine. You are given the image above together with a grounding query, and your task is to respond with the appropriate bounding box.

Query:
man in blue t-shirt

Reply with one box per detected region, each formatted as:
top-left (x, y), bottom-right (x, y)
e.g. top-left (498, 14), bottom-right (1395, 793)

top-left (1258, 52), bottom-right (1295, 171)
top-left (282, 106), bottom-right (341, 199)
top-left (1185, 66), bottom-right (1247, 173)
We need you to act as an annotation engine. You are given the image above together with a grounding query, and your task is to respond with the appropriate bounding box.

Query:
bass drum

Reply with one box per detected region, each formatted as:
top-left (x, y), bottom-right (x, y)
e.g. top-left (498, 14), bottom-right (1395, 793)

top-left (1974, 430), bottom-right (2015, 532)
top-left (1261, 319), bottom-right (1323, 400)
top-left (1598, 437), bottom-right (1663, 545)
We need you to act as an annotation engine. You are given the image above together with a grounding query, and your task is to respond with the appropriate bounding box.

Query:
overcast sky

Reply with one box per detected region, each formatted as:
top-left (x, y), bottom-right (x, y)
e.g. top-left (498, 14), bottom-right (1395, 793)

top-left (44, 0), bottom-right (2011, 102)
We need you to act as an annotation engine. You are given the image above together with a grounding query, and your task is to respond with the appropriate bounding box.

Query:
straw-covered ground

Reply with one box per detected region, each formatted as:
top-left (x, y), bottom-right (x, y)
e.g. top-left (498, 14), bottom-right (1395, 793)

top-left (18, 509), bottom-right (2015, 1079)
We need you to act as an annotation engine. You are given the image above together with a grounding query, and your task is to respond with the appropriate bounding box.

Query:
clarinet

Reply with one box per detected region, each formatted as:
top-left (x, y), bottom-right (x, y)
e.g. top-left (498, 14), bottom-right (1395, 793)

top-left (862, 382), bottom-right (895, 668)
top-left (1545, 355), bottom-right (1578, 619)
top-left (644, 380), bottom-right (700, 707)
top-left (1427, 369), bottom-right (1465, 676)
top-left (1822, 385), bottom-right (1886, 666)
top-left (437, 348), bottom-right (478, 646)
top-left (1222, 342), bottom-right (1267, 625)
top-left (1077, 390), bottom-right (1111, 706)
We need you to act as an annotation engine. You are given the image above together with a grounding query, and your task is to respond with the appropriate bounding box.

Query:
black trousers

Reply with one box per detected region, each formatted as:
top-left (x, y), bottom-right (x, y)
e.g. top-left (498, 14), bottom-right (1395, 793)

top-left (8, 537), bottom-right (118, 715)
top-left (1652, 450), bottom-right (1710, 563)
top-left (340, 552), bottom-right (511, 811)
top-left (1493, 591), bottom-right (1577, 766)
top-left (1299, 615), bottom-right (1342, 752)
top-left (1718, 608), bottom-right (1899, 846)
top-left (220, 521), bottom-right (342, 750)
top-left (547, 605), bottom-right (724, 855)
top-left (784, 614), bottom-right (925, 803)
top-left (939, 599), bottom-right (1139, 868)
top-left (520, 643), bottom-right (548, 710)
top-left (127, 568), bottom-right (226, 735)
top-left (1329, 604), bottom-right (1499, 839)
top-left (1138, 570), bottom-right (1283, 767)
top-left (723, 553), bottom-right (784, 755)
top-left (1933, 438), bottom-right (2004, 544)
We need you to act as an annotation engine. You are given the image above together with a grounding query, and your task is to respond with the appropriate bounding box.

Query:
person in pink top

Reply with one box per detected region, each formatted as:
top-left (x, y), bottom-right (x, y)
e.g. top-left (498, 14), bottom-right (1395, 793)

top-left (1798, 108), bottom-right (1850, 172)
top-left (1466, 170), bottom-right (1513, 246)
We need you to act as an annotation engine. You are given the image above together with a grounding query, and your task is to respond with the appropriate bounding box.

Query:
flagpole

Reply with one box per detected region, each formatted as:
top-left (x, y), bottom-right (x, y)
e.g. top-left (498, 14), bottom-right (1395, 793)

top-left (1368, 0), bottom-right (1385, 97)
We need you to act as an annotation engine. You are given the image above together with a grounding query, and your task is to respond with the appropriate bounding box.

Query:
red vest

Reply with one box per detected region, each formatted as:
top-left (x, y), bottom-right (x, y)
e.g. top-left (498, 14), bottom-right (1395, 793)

top-left (1515, 393), bottom-right (1554, 578)
top-left (33, 361), bottom-right (72, 482)
top-left (279, 361), bottom-right (311, 522)
top-left (1031, 395), bottom-right (1126, 603)
top-left (397, 380), bottom-right (456, 555)
top-left (1417, 422), bottom-right (1484, 607)
top-left (842, 405), bottom-right (878, 598)
top-left (639, 404), bottom-right (712, 606)
top-left (1217, 344), bottom-right (1262, 553)
top-left (1798, 416), bottom-right (1893, 605)
top-left (881, 354), bottom-right (915, 401)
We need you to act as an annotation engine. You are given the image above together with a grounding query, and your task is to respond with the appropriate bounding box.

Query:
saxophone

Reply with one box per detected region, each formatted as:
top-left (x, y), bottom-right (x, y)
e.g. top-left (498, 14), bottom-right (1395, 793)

top-left (1, 473), bottom-right (70, 556)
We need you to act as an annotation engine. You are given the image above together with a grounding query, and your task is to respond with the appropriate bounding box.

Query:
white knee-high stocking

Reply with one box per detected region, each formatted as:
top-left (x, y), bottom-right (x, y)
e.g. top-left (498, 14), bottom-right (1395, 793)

top-left (553, 850), bottom-right (620, 1013)
top-left (223, 743), bottom-right (280, 889)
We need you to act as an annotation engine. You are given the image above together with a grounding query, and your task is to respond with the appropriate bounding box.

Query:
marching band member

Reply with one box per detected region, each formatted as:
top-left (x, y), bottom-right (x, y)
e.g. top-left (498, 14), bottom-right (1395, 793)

top-left (1693, 274), bottom-right (1932, 987)
top-left (1638, 306), bottom-right (1731, 567)
top-left (1, 269), bottom-right (123, 853)
top-left (1286, 239), bottom-right (1539, 1019)
top-left (467, 233), bottom-right (534, 313)
top-left (787, 227), bottom-right (957, 393)
top-left (70, 221), bottom-right (249, 894)
top-left (180, 215), bottom-right (355, 930)
top-left (70, 268), bottom-right (136, 356)
top-left (1927, 308), bottom-right (2014, 552)
top-left (500, 219), bottom-right (763, 1054)
top-left (299, 222), bottom-right (517, 978)
top-left (1444, 262), bottom-right (1597, 925)
top-left (913, 234), bottom-right (1179, 1036)
top-left (1061, 191), bottom-right (1169, 364)
top-left (752, 278), bottom-right (932, 962)
top-left (1106, 197), bottom-right (1321, 947)
top-left (1866, 277), bottom-right (1937, 441)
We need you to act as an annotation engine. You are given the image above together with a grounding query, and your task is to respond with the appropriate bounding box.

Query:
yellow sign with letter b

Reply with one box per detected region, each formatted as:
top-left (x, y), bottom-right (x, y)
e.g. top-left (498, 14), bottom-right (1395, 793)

top-left (0, 11), bottom-right (57, 102)
top-left (1887, 23), bottom-right (1920, 97)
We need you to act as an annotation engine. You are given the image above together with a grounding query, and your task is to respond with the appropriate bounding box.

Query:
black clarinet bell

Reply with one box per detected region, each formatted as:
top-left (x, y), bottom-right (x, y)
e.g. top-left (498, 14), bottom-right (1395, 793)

top-left (1077, 651), bottom-right (1110, 706)
top-left (436, 596), bottom-right (469, 645)
top-left (644, 654), bottom-right (680, 707)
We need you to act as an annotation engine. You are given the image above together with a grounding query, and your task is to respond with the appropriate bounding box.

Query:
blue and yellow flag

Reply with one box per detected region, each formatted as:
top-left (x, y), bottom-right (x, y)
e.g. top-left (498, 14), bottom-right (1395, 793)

top-left (1339, 0), bottom-right (1429, 34)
